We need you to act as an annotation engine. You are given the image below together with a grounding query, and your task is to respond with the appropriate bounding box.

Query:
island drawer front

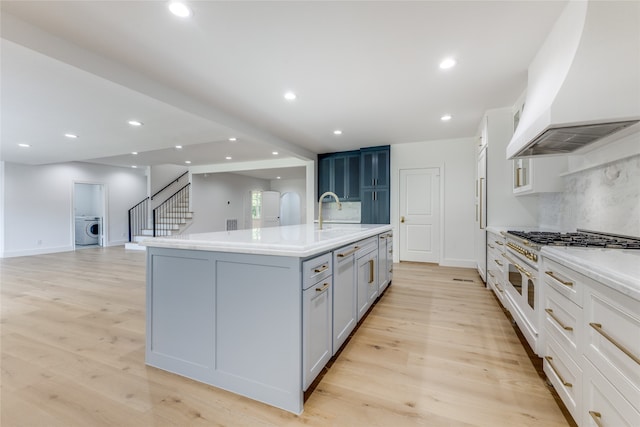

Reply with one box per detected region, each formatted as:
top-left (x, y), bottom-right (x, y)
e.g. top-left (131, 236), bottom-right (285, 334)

top-left (303, 252), bottom-right (333, 289)
top-left (584, 286), bottom-right (640, 411)
top-left (543, 334), bottom-right (582, 424)
top-left (543, 258), bottom-right (584, 307)
top-left (355, 237), bottom-right (378, 258)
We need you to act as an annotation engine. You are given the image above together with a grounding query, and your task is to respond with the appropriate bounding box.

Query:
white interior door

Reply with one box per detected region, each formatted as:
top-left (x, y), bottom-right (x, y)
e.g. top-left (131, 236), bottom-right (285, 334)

top-left (399, 168), bottom-right (440, 263)
top-left (261, 191), bottom-right (281, 227)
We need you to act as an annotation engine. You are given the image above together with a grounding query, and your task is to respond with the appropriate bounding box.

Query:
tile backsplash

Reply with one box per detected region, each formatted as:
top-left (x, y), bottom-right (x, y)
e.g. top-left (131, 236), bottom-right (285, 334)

top-left (321, 201), bottom-right (361, 222)
top-left (539, 154), bottom-right (640, 237)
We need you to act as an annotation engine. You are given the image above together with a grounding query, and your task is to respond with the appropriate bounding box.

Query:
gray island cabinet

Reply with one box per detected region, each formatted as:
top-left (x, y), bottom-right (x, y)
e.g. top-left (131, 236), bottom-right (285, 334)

top-left (141, 223), bottom-right (392, 414)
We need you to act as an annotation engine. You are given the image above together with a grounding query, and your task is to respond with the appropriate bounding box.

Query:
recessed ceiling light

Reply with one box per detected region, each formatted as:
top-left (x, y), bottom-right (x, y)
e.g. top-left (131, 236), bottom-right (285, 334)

top-left (175, 145), bottom-right (183, 149)
top-left (276, 176), bottom-right (281, 180)
top-left (228, 137), bottom-right (237, 142)
top-left (185, 160), bottom-right (191, 164)
top-left (131, 151), bottom-right (138, 155)
top-left (441, 114), bottom-right (452, 121)
top-left (284, 91), bottom-right (296, 101)
top-left (168, 1), bottom-right (192, 18)
top-left (225, 156), bottom-right (232, 160)
top-left (18, 143), bottom-right (31, 148)
top-left (128, 120), bottom-right (143, 126)
top-left (439, 57), bottom-right (456, 69)
top-left (333, 130), bottom-right (343, 135)
top-left (64, 133), bottom-right (78, 139)
top-left (131, 165), bottom-right (138, 169)
top-left (272, 151), bottom-right (279, 155)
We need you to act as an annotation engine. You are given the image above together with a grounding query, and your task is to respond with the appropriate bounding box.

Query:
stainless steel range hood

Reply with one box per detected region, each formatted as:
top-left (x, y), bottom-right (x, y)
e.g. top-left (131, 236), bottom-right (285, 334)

top-left (506, 1), bottom-right (640, 159)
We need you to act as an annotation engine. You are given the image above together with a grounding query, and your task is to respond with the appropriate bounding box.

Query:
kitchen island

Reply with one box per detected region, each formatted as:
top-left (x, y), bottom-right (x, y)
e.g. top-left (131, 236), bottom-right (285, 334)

top-left (141, 223), bottom-right (392, 414)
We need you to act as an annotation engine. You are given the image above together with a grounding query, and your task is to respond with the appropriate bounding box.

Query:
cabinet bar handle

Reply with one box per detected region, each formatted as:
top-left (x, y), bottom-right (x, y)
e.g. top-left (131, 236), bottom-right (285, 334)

top-left (495, 259), bottom-right (503, 267)
top-left (315, 283), bottom-right (330, 293)
top-left (588, 411), bottom-right (603, 427)
top-left (544, 356), bottom-right (572, 387)
top-left (369, 259), bottom-right (374, 284)
top-left (488, 243), bottom-right (495, 249)
top-left (337, 246), bottom-right (360, 258)
top-left (545, 271), bottom-right (574, 287)
top-left (495, 284), bottom-right (504, 293)
top-left (545, 309), bottom-right (573, 331)
top-left (314, 264), bottom-right (329, 273)
top-left (495, 241), bottom-right (504, 246)
top-left (589, 323), bottom-right (640, 365)
top-left (488, 272), bottom-right (495, 278)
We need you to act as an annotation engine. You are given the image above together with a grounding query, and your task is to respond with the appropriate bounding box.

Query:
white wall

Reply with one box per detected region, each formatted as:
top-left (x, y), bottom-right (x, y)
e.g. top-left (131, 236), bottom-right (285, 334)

top-left (189, 172), bottom-right (271, 233)
top-left (270, 178), bottom-right (307, 225)
top-left (391, 137), bottom-right (477, 268)
top-left (2, 161), bottom-right (147, 257)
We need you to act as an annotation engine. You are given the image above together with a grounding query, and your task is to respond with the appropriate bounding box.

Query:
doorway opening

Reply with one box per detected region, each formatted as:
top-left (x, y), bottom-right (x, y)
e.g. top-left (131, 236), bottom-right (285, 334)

top-left (73, 182), bottom-right (106, 248)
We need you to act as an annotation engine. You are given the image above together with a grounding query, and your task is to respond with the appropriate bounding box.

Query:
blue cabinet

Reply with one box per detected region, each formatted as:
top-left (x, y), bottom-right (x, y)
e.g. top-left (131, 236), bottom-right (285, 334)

top-left (360, 146), bottom-right (390, 224)
top-left (318, 151), bottom-right (360, 201)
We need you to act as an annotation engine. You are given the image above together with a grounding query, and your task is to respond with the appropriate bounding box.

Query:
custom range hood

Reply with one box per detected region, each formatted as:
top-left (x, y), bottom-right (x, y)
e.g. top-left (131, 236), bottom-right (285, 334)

top-left (506, 0), bottom-right (640, 159)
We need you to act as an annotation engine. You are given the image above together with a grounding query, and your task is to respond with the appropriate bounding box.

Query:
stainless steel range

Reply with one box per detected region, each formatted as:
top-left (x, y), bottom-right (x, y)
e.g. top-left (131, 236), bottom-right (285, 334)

top-left (502, 229), bottom-right (640, 355)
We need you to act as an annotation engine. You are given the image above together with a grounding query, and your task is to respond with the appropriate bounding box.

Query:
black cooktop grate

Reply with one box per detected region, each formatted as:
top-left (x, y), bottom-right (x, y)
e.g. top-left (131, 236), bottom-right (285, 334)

top-left (507, 230), bottom-right (640, 249)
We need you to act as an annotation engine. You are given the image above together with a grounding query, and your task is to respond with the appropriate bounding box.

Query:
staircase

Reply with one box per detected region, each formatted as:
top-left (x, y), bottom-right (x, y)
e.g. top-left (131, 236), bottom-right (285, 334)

top-left (126, 173), bottom-right (193, 250)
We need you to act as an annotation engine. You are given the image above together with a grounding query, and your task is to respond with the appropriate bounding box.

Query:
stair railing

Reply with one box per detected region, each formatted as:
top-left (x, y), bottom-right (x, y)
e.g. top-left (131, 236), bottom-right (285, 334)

top-left (153, 183), bottom-right (191, 237)
top-left (151, 171), bottom-right (188, 200)
top-left (128, 197), bottom-right (149, 242)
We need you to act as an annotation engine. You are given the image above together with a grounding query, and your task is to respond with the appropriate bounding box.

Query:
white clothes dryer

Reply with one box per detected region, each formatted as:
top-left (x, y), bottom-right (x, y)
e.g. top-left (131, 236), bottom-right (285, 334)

top-left (75, 216), bottom-right (101, 245)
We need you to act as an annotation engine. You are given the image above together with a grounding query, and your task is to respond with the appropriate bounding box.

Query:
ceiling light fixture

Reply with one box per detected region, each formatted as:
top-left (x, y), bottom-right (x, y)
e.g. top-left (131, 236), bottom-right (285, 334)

top-left (333, 130), bottom-right (343, 135)
top-left (276, 176), bottom-right (281, 180)
top-left (439, 57), bottom-right (456, 69)
top-left (168, 1), bottom-right (192, 18)
top-left (132, 151), bottom-right (138, 155)
top-left (18, 143), bottom-right (31, 148)
top-left (225, 156), bottom-right (232, 160)
top-left (284, 91), bottom-right (297, 101)
top-left (132, 165), bottom-right (138, 169)
top-left (64, 133), bottom-right (78, 139)
top-left (128, 120), bottom-right (143, 126)
top-left (228, 137), bottom-right (237, 142)
top-left (441, 114), bottom-right (452, 121)
top-left (185, 160), bottom-right (191, 164)
top-left (175, 145), bottom-right (183, 149)
top-left (272, 151), bottom-right (279, 155)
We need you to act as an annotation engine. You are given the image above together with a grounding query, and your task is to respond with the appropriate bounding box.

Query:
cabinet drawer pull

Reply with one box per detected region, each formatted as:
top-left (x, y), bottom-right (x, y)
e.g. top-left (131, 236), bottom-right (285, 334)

top-left (588, 411), bottom-right (603, 427)
top-left (589, 322), bottom-right (640, 365)
top-left (545, 309), bottom-right (573, 331)
top-left (314, 264), bottom-right (329, 273)
top-left (488, 272), bottom-right (495, 278)
top-left (495, 284), bottom-right (504, 293)
top-left (337, 246), bottom-right (360, 258)
top-left (315, 283), bottom-right (330, 293)
top-left (545, 271), bottom-right (573, 287)
top-left (369, 259), bottom-right (375, 284)
top-left (544, 356), bottom-right (572, 387)
top-left (495, 241), bottom-right (504, 246)
top-left (495, 259), bottom-right (503, 267)
top-left (488, 243), bottom-right (495, 249)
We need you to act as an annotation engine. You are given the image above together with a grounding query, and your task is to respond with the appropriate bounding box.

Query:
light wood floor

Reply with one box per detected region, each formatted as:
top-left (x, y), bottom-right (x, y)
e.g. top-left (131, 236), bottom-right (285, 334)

top-left (1, 247), bottom-right (570, 426)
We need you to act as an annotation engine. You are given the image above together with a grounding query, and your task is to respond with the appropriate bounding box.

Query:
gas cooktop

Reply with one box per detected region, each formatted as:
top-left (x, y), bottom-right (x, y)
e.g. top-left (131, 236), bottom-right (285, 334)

top-left (507, 230), bottom-right (640, 249)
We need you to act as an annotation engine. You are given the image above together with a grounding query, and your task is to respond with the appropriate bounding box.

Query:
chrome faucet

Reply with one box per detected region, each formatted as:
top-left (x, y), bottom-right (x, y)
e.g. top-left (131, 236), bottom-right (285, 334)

top-left (318, 191), bottom-right (342, 230)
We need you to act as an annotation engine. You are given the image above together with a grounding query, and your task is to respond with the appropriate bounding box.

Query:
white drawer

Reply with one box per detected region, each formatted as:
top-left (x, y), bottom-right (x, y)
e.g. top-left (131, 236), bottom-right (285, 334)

top-left (544, 334), bottom-right (582, 424)
top-left (544, 283), bottom-right (582, 360)
top-left (584, 286), bottom-right (640, 412)
top-left (583, 357), bottom-right (640, 427)
top-left (543, 258), bottom-right (584, 307)
top-left (302, 252), bottom-right (332, 289)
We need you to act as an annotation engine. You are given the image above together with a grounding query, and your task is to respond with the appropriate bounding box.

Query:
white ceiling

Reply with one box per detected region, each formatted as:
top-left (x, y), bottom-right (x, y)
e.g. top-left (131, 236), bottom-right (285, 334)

top-left (1, 1), bottom-right (567, 174)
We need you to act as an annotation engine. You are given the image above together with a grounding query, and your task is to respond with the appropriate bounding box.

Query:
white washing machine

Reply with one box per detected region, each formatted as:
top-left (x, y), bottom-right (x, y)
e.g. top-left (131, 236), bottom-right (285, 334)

top-left (75, 216), bottom-right (101, 245)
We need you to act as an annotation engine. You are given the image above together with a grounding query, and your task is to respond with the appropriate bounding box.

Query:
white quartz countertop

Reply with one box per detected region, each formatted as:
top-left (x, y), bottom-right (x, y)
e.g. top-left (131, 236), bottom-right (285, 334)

top-left (140, 223), bottom-right (392, 258)
top-left (541, 246), bottom-right (640, 301)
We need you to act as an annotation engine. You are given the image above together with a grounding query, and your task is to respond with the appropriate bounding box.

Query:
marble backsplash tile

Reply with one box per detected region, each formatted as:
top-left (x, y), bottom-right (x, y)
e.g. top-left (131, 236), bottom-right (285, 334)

top-left (539, 154), bottom-right (640, 237)
top-left (321, 201), bottom-right (361, 222)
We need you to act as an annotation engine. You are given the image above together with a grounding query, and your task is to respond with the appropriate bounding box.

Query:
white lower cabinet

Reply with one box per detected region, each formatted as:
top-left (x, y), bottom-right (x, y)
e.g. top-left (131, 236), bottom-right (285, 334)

top-left (542, 255), bottom-right (640, 427)
top-left (302, 277), bottom-right (332, 391)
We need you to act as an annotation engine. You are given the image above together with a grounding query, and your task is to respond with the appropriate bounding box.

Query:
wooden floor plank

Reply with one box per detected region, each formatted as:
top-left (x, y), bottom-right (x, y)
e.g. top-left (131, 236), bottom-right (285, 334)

top-left (1, 247), bottom-right (570, 426)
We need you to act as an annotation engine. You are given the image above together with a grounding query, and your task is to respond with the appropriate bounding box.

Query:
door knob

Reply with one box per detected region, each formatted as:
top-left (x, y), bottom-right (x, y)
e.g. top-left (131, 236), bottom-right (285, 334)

top-left (401, 216), bottom-right (405, 223)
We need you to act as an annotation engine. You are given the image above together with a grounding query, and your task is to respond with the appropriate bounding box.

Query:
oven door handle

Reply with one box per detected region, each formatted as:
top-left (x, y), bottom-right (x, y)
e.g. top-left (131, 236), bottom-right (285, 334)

top-left (503, 254), bottom-right (532, 277)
